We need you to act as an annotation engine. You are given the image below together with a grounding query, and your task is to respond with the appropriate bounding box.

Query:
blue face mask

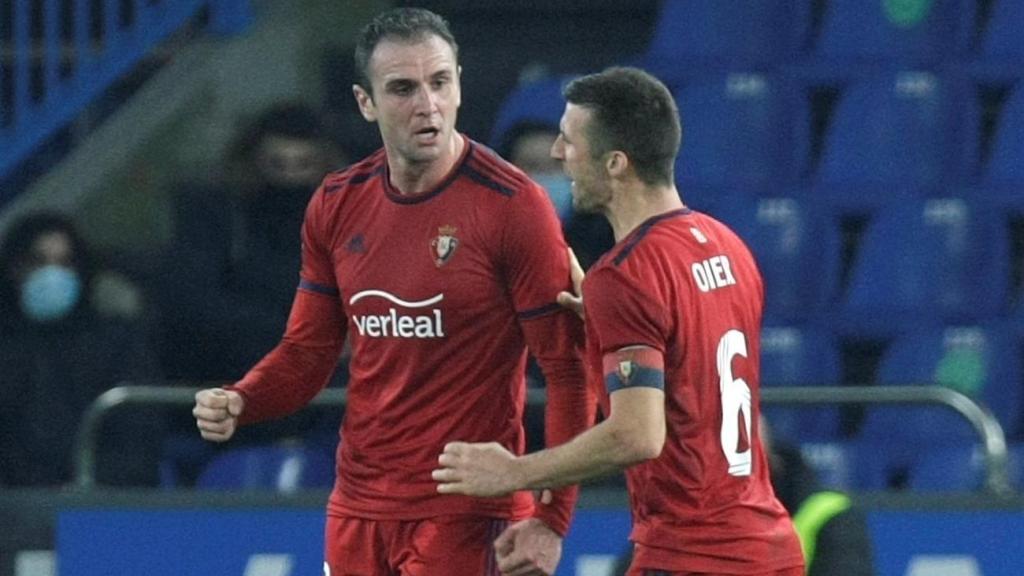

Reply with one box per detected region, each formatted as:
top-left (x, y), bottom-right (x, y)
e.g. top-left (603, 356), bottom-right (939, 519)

top-left (533, 173), bottom-right (575, 223)
top-left (20, 264), bottom-right (82, 323)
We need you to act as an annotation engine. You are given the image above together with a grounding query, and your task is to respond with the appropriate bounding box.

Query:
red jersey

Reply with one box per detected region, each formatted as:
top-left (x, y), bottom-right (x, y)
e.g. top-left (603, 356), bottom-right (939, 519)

top-left (231, 136), bottom-right (592, 534)
top-left (584, 209), bottom-right (803, 573)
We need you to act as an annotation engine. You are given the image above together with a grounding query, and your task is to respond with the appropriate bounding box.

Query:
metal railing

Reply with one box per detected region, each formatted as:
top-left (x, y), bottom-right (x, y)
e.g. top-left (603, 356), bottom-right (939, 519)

top-left (73, 384), bottom-right (1012, 495)
top-left (760, 386), bottom-right (1011, 495)
top-left (0, 0), bottom-right (253, 184)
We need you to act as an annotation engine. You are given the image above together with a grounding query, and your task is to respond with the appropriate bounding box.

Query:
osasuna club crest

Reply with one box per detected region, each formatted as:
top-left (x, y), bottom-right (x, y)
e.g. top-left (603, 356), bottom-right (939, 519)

top-left (430, 225), bottom-right (459, 267)
top-left (618, 359), bottom-right (634, 385)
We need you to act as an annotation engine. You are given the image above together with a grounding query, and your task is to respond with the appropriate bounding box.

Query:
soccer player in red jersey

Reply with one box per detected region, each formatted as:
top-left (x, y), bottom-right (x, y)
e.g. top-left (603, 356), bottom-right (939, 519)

top-left (434, 67), bottom-right (806, 576)
top-left (192, 8), bottom-right (593, 576)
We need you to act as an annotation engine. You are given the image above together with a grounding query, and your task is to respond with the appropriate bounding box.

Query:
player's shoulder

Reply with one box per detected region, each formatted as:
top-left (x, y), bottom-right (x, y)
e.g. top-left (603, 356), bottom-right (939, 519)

top-left (690, 210), bottom-right (760, 264)
top-left (692, 210), bottom-right (748, 245)
top-left (460, 140), bottom-right (539, 199)
top-left (602, 208), bottom-right (695, 269)
top-left (318, 148), bottom-right (387, 200)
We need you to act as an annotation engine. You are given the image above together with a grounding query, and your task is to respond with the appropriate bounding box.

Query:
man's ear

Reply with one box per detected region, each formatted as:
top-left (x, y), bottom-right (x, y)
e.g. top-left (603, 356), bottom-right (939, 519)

top-left (605, 150), bottom-right (629, 178)
top-left (353, 84), bottom-right (377, 122)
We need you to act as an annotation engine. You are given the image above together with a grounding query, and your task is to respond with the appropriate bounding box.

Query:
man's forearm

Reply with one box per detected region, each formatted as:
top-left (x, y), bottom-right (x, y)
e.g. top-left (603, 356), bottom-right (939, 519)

top-left (518, 386), bottom-right (666, 491)
top-left (516, 419), bottom-right (645, 490)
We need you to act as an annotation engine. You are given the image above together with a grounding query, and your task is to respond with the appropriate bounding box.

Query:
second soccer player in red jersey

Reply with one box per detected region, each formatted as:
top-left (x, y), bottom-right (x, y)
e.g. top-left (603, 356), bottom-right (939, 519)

top-left (434, 67), bottom-right (805, 576)
top-left (193, 8), bottom-right (593, 576)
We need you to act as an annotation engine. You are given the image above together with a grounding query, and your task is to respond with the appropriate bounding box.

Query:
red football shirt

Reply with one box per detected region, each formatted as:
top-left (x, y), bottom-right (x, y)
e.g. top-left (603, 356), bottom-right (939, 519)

top-left (584, 209), bottom-right (804, 573)
top-left (231, 136), bottom-right (591, 533)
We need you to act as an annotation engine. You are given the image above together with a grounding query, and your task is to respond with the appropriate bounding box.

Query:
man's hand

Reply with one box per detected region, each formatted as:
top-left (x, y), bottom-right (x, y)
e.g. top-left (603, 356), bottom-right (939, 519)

top-left (193, 388), bottom-right (245, 442)
top-left (433, 441), bottom-right (520, 497)
top-left (556, 247), bottom-right (585, 319)
top-left (494, 518), bottom-right (563, 576)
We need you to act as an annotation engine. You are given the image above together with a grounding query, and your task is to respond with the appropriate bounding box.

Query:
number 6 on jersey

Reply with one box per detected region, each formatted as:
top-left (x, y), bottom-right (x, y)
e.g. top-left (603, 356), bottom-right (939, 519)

top-left (718, 329), bottom-right (752, 476)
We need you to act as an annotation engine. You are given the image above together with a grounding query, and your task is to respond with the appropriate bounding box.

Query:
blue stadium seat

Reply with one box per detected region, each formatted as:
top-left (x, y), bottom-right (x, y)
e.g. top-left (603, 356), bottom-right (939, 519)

top-left (834, 199), bottom-right (1009, 334)
top-left (760, 325), bottom-right (843, 443)
top-left (159, 433), bottom-right (219, 489)
top-left (814, 72), bottom-right (968, 205)
top-left (848, 439), bottom-right (918, 491)
top-left (489, 76), bottom-right (571, 152)
top-left (196, 444), bottom-right (335, 492)
top-left (672, 73), bottom-right (799, 189)
top-left (712, 195), bottom-right (829, 322)
top-left (908, 444), bottom-right (985, 492)
top-left (809, 0), bottom-right (964, 67)
top-left (909, 438), bottom-right (1024, 493)
top-left (858, 323), bottom-right (1022, 447)
top-left (780, 438), bottom-right (1005, 493)
top-left (798, 441), bottom-right (859, 490)
top-left (642, 0), bottom-right (796, 72)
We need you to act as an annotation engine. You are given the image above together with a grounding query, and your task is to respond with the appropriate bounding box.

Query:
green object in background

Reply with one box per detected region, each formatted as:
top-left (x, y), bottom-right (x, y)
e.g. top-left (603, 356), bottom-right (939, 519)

top-left (935, 347), bottom-right (986, 397)
top-left (792, 491), bottom-right (853, 568)
top-left (884, 0), bottom-right (933, 28)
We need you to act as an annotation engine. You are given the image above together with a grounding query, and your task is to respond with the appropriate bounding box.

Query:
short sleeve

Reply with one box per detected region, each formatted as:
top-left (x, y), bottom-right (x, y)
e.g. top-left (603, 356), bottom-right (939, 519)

top-left (585, 265), bottom-right (670, 355)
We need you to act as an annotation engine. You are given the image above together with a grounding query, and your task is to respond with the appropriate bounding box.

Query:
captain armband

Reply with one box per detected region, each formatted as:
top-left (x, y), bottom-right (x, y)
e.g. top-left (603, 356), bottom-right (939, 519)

top-left (602, 347), bottom-right (665, 393)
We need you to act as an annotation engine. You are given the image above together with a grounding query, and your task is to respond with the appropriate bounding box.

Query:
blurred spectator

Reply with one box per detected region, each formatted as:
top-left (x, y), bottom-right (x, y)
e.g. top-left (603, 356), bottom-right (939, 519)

top-left (763, 416), bottom-right (875, 576)
top-left (500, 121), bottom-right (614, 271)
top-left (149, 102), bottom-right (348, 485)
top-left (152, 101), bottom-right (349, 382)
top-left (0, 212), bottom-right (163, 487)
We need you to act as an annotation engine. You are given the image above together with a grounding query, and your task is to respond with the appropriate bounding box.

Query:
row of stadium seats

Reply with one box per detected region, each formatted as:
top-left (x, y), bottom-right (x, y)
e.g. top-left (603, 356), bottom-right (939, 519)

top-left (761, 322), bottom-right (1024, 443)
top-left (797, 440), bottom-right (1024, 492)
top-left (753, 318), bottom-right (1024, 493)
top-left (191, 444), bottom-right (336, 493)
top-left (695, 194), bottom-right (1024, 327)
top-left (642, 0), bottom-right (1023, 73)
top-left (175, 436), bottom-right (1024, 494)
top-left (492, 71), bottom-right (1024, 194)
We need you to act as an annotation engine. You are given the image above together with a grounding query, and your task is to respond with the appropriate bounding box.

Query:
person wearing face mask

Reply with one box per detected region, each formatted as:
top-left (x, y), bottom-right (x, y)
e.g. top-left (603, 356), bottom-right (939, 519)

top-left (0, 212), bottom-right (163, 487)
top-left (501, 121), bottom-right (614, 272)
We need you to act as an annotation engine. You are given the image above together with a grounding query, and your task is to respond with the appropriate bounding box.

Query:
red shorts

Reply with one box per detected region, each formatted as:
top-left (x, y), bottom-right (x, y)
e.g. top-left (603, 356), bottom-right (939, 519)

top-left (626, 541), bottom-right (805, 576)
top-left (324, 514), bottom-right (509, 576)
top-left (626, 568), bottom-right (805, 576)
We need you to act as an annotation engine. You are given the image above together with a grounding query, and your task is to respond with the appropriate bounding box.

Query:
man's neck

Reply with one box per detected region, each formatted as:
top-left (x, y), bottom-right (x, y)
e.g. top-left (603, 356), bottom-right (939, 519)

top-left (605, 182), bottom-right (685, 242)
top-left (387, 134), bottom-right (465, 195)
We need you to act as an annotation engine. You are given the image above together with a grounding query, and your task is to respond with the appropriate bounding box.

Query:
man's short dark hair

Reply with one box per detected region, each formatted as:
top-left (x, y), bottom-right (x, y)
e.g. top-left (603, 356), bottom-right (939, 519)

top-left (563, 67), bottom-right (682, 187)
top-left (354, 7), bottom-right (459, 96)
top-left (233, 102), bottom-right (330, 162)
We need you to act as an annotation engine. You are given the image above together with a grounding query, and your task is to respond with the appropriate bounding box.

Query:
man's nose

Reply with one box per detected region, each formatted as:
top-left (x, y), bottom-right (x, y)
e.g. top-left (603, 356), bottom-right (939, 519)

top-left (414, 85), bottom-right (438, 114)
top-left (550, 139), bottom-right (564, 160)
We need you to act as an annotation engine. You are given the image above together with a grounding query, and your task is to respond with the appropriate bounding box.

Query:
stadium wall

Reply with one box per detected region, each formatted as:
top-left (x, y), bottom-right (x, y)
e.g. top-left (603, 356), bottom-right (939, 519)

top-left (0, 489), bottom-right (1021, 576)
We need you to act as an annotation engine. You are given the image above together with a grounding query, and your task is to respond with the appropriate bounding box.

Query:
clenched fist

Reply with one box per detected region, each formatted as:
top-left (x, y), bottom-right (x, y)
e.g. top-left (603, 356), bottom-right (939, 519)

top-left (193, 388), bottom-right (245, 442)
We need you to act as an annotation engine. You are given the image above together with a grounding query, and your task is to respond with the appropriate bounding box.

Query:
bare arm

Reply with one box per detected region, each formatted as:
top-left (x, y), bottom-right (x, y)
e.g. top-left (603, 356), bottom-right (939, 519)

top-left (434, 353), bottom-right (665, 495)
top-left (516, 385), bottom-right (664, 488)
